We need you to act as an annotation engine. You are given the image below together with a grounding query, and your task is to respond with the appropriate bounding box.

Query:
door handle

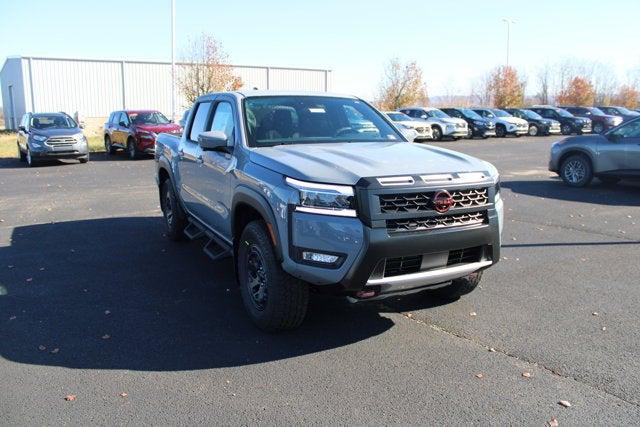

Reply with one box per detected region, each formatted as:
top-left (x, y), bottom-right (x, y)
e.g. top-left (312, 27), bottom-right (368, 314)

top-left (196, 155), bottom-right (203, 164)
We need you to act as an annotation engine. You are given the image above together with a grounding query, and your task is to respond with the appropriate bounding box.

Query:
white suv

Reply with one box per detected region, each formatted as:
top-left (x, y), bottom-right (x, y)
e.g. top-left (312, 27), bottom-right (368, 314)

top-left (399, 107), bottom-right (468, 141)
top-left (473, 108), bottom-right (528, 137)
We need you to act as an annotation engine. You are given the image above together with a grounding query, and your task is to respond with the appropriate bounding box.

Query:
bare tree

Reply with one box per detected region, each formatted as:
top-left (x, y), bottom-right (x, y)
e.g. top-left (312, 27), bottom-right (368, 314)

top-left (536, 63), bottom-right (551, 104)
top-left (469, 71), bottom-right (493, 106)
top-left (375, 59), bottom-right (428, 110)
top-left (178, 34), bottom-right (243, 105)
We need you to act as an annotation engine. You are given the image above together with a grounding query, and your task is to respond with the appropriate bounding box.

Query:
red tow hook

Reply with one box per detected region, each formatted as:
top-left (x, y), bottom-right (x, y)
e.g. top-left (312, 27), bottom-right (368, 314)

top-left (355, 289), bottom-right (377, 299)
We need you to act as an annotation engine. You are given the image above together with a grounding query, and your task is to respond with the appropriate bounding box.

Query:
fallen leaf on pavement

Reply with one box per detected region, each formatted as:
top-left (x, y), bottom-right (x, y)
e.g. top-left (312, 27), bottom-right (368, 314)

top-left (522, 372), bottom-right (532, 378)
top-left (406, 313), bottom-right (413, 318)
top-left (469, 312), bottom-right (477, 317)
top-left (64, 395), bottom-right (76, 402)
top-left (119, 392), bottom-right (128, 397)
top-left (38, 345), bottom-right (46, 351)
top-left (475, 373), bottom-right (483, 379)
top-left (50, 348), bottom-right (59, 354)
top-left (25, 278), bottom-right (33, 282)
top-left (488, 348), bottom-right (496, 352)
top-left (601, 327), bottom-right (607, 331)
top-left (101, 334), bottom-right (111, 340)
top-left (547, 417), bottom-right (559, 427)
top-left (104, 310), bottom-right (111, 315)
top-left (592, 312), bottom-right (599, 316)
top-left (9, 316), bottom-right (16, 320)
top-left (558, 400), bottom-right (571, 408)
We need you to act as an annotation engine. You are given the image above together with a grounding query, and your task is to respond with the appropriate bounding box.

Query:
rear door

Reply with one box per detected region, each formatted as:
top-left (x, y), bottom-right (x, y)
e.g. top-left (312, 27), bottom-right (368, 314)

top-left (179, 100), bottom-right (213, 218)
top-left (17, 114), bottom-right (29, 152)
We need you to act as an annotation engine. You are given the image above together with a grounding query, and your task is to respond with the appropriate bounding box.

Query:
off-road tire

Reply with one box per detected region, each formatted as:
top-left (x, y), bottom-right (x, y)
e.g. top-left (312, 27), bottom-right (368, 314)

top-left (433, 271), bottom-right (483, 298)
top-left (161, 180), bottom-right (187, 241)
top-left (238, 220), bottom-right (309, 332)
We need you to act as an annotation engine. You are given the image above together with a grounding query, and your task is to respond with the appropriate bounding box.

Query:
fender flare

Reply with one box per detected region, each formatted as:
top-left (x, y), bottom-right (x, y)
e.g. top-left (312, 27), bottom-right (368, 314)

top-left (232, 186), bottom-right (283, 261)
top-left (558, 148), bottom-right (596, 169)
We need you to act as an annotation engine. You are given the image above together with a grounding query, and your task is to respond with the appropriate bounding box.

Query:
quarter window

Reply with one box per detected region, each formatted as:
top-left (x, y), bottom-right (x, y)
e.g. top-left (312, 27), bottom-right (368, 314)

top-left (209, 102), bottom-right (235, 141)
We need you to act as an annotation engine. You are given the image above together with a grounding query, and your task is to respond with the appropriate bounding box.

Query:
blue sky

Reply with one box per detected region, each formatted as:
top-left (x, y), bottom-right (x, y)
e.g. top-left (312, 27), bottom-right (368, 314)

top-left (1, 0), bottom-right (639, 102)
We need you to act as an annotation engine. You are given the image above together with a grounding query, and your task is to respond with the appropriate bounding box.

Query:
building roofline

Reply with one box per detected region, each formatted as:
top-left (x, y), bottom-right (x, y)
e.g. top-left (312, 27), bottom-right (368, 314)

top-left (2, 55), bottom-right (331, 73)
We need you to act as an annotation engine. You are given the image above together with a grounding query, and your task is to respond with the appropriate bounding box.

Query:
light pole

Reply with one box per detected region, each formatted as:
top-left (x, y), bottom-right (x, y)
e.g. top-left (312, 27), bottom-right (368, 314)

top-left (502, 18), bottom-right (515, 67)
top-left (171, 0), bottom-right (176, 122)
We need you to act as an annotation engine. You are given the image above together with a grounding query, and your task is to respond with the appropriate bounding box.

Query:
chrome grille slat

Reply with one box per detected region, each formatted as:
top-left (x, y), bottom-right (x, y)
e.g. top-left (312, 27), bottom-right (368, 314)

top-left (46, 136), bottom-right (77, 145)
top-left (387, 212), bottom-right (487, 233)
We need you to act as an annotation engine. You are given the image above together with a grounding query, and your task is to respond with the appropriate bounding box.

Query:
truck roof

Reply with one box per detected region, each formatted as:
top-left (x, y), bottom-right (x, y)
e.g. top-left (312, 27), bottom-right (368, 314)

top-left (234, 90), bottom-right (359, 99)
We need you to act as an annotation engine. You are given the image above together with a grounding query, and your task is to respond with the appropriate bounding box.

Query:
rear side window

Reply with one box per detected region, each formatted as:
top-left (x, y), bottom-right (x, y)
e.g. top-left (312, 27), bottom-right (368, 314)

top-left (189, 102), bottom-right (212, 141)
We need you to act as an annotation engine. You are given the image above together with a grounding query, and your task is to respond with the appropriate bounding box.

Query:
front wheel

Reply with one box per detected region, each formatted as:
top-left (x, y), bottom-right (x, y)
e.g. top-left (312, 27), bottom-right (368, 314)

top-left (18, 144), bottom-right (26, 162)
top-left (78, 155), bottom-right (89, 164)
top-left (592, 123), bottom-right (604, 134)
top-left (433, 271), bottom-right (482, 298)
top-left (431, 126), bottom-right (442, 141)
top-left (127, 138), bottom-right (138, 160)
top-left (561, 124), bottom-right (572, 135)
top-left (495, 125), bottom-right (506, 138)
top-left (26, 148), bottom-right (36, 167)
top-left (105, 135), bottom-right (116, 155)
top-left (560, 154), bottom-right (593, 187)
top-left (238, 220), bottom-right (309, 332)
top-left (528, 124), bottom-right (539, 136)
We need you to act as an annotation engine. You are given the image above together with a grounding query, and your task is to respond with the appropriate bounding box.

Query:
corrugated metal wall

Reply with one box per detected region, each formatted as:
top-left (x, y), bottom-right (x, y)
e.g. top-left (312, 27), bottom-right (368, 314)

top-left (1, 56), bottom-right (331, 126)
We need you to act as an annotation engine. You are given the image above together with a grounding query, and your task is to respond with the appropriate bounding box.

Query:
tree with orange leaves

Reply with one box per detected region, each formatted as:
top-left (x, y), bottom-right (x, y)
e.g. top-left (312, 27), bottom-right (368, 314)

top-left (488, 66), bottom-right (525, 108)
top-left (557, 77), bottom-right (595, 106)
top-left (611, 85), bottom-right (639, 109)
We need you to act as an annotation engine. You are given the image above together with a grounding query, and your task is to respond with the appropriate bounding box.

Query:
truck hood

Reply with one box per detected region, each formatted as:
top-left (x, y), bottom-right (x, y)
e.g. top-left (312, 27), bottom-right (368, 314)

top-left (31, 128), bottom-right (81, 137)
top-left (249, 141), bottom-right (492, 185)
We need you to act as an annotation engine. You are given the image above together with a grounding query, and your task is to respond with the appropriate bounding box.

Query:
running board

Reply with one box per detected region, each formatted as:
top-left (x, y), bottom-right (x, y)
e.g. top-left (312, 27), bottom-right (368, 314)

top-left (203, 236), bottom-right (231, 261)
top-left (184, 221), bottom-right (205, 240)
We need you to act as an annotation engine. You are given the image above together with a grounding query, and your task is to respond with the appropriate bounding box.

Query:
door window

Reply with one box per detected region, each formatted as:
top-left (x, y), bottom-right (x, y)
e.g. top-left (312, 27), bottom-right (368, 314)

top-left (209, 102), bottom-right (235, 141)
top-left (189, 102), bottom-right (213, 142)
top-left (609, 120), bottom-right (640, 139)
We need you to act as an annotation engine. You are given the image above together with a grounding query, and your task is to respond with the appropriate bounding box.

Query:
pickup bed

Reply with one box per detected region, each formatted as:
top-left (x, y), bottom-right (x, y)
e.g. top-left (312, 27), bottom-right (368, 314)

top-left (156, 91), bottom-right (503, 331)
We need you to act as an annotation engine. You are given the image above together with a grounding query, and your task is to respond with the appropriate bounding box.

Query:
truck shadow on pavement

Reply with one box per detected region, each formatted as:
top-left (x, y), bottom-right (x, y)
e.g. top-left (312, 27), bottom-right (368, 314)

top-left (502, 179), bottom-right (640, 206)
top-left (0, 217), bottom-right (451, 371)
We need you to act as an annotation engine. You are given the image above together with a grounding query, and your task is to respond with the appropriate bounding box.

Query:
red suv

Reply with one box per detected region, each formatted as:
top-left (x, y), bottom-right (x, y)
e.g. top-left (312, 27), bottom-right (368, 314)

top-left (104, 110), bottom-right (182, 159)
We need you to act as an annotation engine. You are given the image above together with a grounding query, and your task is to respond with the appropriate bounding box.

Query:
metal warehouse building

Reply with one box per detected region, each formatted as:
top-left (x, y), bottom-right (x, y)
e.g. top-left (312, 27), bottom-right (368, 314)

top-left (0, 56), bottom-right (332, 130)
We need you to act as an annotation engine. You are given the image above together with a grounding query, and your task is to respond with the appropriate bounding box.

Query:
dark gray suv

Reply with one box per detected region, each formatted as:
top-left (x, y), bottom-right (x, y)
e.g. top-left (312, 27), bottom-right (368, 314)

top-left (17, 112), bottom-right (89, 167)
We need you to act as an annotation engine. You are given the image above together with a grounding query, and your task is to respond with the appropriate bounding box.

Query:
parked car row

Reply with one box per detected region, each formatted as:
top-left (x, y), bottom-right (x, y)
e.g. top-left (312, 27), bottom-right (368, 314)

top-left (385, 104), bottom-right (639, 142)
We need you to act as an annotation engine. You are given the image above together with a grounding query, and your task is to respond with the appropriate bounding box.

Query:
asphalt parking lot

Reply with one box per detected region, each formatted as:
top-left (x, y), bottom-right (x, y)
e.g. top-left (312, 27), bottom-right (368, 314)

top-left (1, 136), bottom-right (639, 425)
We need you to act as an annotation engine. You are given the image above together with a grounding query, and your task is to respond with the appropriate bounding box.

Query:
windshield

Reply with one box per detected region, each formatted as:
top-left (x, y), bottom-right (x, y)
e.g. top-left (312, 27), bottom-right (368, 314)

top-left (476, 110), bottom-right (495, 118)
top-left (492, 109), bottom-right (511, 117)
top-left (387, 112), bottom-right (411, 121)
top-left (522, 109), bottom-right (543, 120)
top-left (461, 109), bottom-right (483, 120)
top-left (588, 107), bottom-right (606, 115)
top-left (243, 96), bottom-right (402, 147)
top-left (428, 109), bottom-right (450, 119)
top-left (616, 106), bottom-right (639, 115)
top-left (130, 111), bottom-right (170, 125)
top-left (557, 109), bottom-right (574, 118)
top-left (30, 114), bottom-right (77, 129)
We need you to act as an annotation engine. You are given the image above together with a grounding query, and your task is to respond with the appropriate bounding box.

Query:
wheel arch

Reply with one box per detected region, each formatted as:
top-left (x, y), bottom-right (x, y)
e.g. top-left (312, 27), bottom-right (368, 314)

top-left (558, 149), bottom-right (594, 170)
top-left (232, 187), bottom-right (283, 261)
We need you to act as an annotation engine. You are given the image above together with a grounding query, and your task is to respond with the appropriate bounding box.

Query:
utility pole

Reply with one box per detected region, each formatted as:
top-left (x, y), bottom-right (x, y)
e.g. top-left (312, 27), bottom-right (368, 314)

top-left (502, 18), bottom-right (516, 67)
top-left (171, 0), bottom-right (176, 121)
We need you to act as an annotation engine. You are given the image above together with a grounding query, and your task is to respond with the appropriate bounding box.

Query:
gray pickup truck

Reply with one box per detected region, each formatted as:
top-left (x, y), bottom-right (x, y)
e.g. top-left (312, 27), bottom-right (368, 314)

top-left (155, 91), bottom-right (503, 331)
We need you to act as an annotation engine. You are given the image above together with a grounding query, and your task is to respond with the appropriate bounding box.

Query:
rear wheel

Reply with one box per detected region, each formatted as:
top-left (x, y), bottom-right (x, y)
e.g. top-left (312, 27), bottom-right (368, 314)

top-left (495, 124), bottom-right (506, 138)
top-left (238, 220), bottom-right (309, 332)
top-left (561, 124), bottom-right (572, 135)
top-left (18, 144), bottom-right (26, 162)
top-left (161, 180), bottom-right (187, 241)
top-left (560, 154), bottom-right (593, 187)
top-left (433, 271), bottom-right (482, 298)
top-left (127, 138), bottom-right (138, 160)
top-left (528, 124), bottom-right (539, 136)
top-left (466, 126), bottom-right (473, 139)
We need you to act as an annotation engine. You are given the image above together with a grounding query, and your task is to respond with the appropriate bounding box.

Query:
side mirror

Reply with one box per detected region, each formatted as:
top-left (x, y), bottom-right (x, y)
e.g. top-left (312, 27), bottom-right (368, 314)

top-left (18, 125), bottom-right (27, 132)
top-left (79, 123), bottom-right (86, 129)
top-left (607, 133), bottom-right (621, 142)
top-left (119, 121), bottom-right (128, 128)
top-left (198, 130), bottom-right (229, 151)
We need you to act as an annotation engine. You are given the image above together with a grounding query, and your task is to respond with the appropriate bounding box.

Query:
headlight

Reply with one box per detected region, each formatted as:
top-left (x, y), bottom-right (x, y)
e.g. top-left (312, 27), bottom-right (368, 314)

top-left (74, 133), bottom-right (87, 143)
top-left (286, 177), bottom-right (356, 217)
top-left (138, 131), bottom-right (157, 139)
top-left (32, 134), bottom-right (47, 142)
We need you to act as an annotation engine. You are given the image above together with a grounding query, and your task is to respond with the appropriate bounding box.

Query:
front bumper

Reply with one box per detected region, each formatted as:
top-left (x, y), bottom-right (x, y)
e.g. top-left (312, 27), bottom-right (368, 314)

top-left (473, 127), bottom-right (496, 137)
top-left (442, 126), bottom-right (468, 137)
top-left (30, 142), bottom-right (89, 158)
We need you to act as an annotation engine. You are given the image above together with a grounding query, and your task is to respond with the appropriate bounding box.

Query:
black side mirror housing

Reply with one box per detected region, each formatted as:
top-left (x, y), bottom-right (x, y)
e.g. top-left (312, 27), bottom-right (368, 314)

top-left (198, 131), bottom-right (229, 151)
top-left (18, 126), bottom-right (27, 132)
top-left (119, 121), bottom-right (128, 128)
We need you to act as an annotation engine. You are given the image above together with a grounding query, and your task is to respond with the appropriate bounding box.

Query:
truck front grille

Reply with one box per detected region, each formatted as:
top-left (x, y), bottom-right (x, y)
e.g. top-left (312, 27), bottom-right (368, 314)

top-left (379, 188), bottom-right (488, 213)
top-left (447, 246), bottom-right (483, 266)
top-left (386, 211), bottom-right (487, 233)
top-left (384, 255), bottom-right (422, 277)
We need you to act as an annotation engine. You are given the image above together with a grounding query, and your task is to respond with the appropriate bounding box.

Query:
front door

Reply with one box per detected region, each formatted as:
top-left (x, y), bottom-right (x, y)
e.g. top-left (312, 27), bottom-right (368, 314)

top-left (601, 120), bottom-right (640, 175)
top-left (190, 98), bottom-right (238, 239)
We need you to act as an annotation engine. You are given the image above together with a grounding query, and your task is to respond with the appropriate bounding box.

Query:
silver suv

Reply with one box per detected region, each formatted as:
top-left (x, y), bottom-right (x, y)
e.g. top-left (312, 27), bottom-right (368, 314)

top-left (399, 107), bottom-right (468, 141)
top-left (549, 117), bottom-right (640, 186)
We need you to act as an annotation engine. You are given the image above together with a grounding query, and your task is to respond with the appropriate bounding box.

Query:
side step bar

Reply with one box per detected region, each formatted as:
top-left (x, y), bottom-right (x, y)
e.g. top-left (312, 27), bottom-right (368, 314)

top-left (184, 219), bottom-right (232, 261)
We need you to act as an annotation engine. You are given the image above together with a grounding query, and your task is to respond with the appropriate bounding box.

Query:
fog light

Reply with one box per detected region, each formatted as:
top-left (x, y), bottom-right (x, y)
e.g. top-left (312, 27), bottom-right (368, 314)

top-left (302, 251), bottom-right (339, 264)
